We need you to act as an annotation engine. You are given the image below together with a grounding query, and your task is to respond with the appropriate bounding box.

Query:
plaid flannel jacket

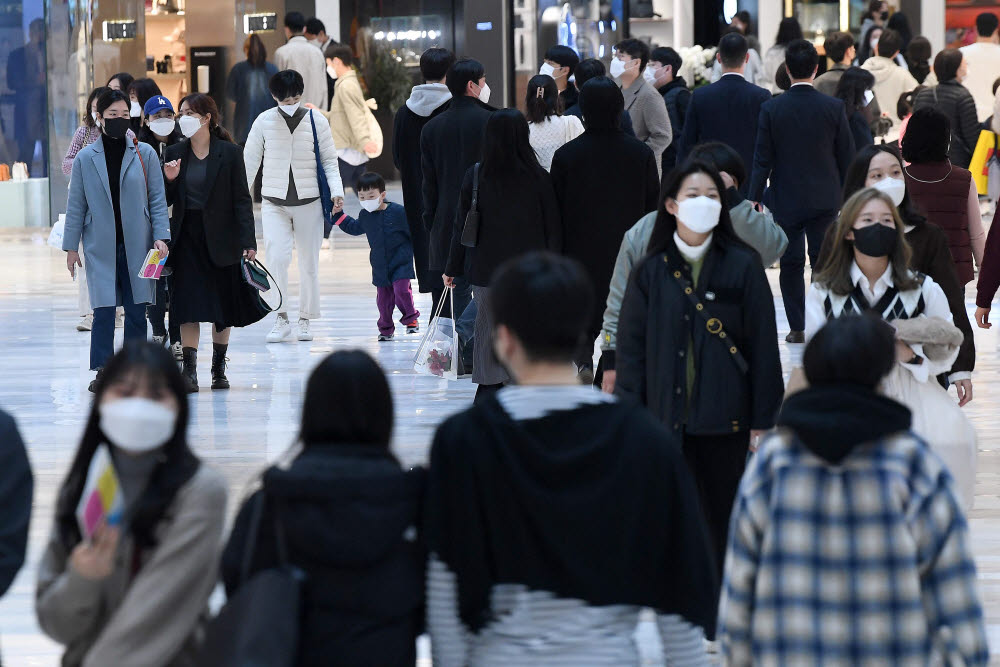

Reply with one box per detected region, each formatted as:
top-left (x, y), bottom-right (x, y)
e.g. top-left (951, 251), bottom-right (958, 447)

top-left (718, 430), bottom-right (989, 666)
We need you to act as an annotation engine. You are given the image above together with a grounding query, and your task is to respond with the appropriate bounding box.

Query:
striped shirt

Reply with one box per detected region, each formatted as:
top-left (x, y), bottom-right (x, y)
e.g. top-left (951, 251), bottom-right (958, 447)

top-left (427, 384), bottom-right (708, 666)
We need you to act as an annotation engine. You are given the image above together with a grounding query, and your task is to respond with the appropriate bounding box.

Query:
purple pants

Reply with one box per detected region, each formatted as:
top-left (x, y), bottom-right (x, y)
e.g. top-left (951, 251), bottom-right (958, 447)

top-left (377, 279), bottom-right (420, 335)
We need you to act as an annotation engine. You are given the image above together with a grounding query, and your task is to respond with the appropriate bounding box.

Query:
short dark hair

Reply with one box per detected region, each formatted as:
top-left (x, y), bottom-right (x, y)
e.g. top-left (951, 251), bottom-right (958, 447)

top-left (305, 18), bottom-right (325, 35)
top-left (901, 106), bottom-right (951, 163)
top-left (544, 44), bottom-right (580, 77)
top-left (614, 38), bottom-right (651, 71)
top-left (573, 58), bottom-right (606, 89)
top-left (933, 48), bottom-right (964, 83)
top-left (446, 58), bottom-right (485, 98)
top-left (268, 70), bottom-right (304, 100)
top-left (785, 39), bottom-right (818, 79)
top-left (284, 11), bottom-right (306, 33)
top-left (300, 350), bottom-right (394, 447)
top-left (735, 10), bottom-right (752, 28)
top-left (579, 76), bottom-right (624, 130)
top-left (717, 32), bottom-right (749, 68)
top-left (688, 142), bottom-right (748, 188)
top-left (976, 11), bottom-right (999, 38)
top-left (356, 171), bottom-right (386, 193)
top-left (106, 72), bottom-right (134, 92)
top-left (325, 43), bottom-right (353, 66)
top-left (490, 252), bottom-right (593, 363)
top-left (420, 47), bottom-right (455, 82)
top-left (906, 35), bottom-right (931, 63)
top-left (650, 46), bottom-right (682, 75)
top-left (876, 28), bottom-right (903, 57)
top-left (775, 17), bottom-right (804, 46)
top-left (803, 315), bottom-right (896, 389)
top-left (824, 31), bottom-right (856, 63)
top-left (96, 89), bottom-right (129, 115)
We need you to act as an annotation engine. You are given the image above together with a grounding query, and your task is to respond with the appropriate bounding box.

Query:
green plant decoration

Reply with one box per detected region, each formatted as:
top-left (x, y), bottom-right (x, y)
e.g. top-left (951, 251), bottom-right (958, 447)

top-left (359, 35), bottom-right (412, 114)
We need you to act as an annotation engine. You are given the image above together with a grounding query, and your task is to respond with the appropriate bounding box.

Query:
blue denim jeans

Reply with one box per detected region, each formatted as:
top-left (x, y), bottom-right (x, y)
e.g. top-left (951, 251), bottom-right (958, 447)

top-left (90, 244), bottom-right (147, 370)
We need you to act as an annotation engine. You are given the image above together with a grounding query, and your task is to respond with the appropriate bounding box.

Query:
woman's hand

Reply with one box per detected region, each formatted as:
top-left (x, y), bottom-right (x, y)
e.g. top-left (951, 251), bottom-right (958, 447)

top-left (243, 249), bottom-right (257, 261)
top-left (955, 379), bottom-right (973, 407)
top-left (895, 339), bottom-right (915, 363)
top-left (719, 171), bottom-right (736, 190)
top-left (601, 370), bottom-right (616, 394)
top-left (66, 250), bottom-right (82, 278)
top-left (363, 141), bottom-right (379, 155)
top-left (442, 274), bottom-right (455, 289)
top-left (164, 159), bottom-right (181, 182)
top-left (303, 103), bottom-right (318, 110)
top-left (70, 523), bottom-right (120, 581)
top-left (332, 196), bottom-right (344, 210)
top-left (153, 240), bottom-right (169, 258)
top-left (975, 306), bottom-right (992, 329)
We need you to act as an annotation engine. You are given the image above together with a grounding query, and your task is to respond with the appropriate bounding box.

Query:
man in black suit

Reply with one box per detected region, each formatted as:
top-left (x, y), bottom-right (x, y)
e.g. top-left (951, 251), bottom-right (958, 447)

top-left (0, 408), bottom-right (32, 635)
top-left (420, 58), bottom-right (493, 321)
top-left (749, 39), bottom-right (855, 343)
top-left (676, 33), bottom-right (771, 196)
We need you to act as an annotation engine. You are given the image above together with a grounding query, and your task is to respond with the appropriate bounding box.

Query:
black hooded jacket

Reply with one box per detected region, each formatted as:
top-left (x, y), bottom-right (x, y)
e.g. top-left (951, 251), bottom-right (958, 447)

top-left (777, 384), bottom-right (912, 464)
top-left (221, 447), bottom-right (426, 666)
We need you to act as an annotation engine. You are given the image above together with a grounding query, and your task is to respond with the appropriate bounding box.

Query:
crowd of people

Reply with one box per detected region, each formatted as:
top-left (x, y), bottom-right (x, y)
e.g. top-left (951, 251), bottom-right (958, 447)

top-left (0, 4), bottom-right (997, 665)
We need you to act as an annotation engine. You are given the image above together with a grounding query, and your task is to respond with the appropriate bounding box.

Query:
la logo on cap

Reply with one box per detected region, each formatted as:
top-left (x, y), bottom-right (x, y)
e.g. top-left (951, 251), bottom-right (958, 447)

top-left (159, 97), bottom-right (166, 105)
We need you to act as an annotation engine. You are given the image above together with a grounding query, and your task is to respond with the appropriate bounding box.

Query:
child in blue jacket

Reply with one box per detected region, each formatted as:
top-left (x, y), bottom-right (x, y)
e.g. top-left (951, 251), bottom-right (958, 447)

top-left (333, 172), bottom-right (420, 340)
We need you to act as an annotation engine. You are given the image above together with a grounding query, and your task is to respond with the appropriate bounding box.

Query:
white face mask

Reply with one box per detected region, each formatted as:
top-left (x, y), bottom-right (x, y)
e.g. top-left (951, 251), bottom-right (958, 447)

top-left (99, 397), bottom-right (177, 454)
top-left (477, 82), bottom-right (491, 104)
top-left (643, 66), bottom-right (657, 84)
top-left (178, 115), bottom-right (204, 138)
top-left (872, 176), bottom-right (906, 207)
top-left (609, 58), bottom-right (628, 79)
top-left (91, 111), bottom-right (99, 123)
top-left (863, 89), bottom-right (875, 106)
top-left (676, 196), bottom-right (723, 234)
top-left (278, 102), bottom-right (300, 116)
top-left (129, 100), bottom-right (142, 118)
top-left (360, 196), bottom-right (383, 212)
top-left (539, 62), bottom-right (556, 78)
top-left (870, 39), bottom-right (880, 52)
top-left (149, 118), bottom-right (176, 137)
top-left (327, 65), bottom-right (338, 79)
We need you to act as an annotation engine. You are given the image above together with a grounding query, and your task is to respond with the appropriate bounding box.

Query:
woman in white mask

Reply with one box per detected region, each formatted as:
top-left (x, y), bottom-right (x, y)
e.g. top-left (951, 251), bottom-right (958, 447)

top-left (162, 93), bottom-right (265, 393)
top-left (36, 341), bottom-right (228, 667)
top-left (615, 161), bottom-right (784, 575)
top-left (828, 144), bottom-right (976, 406)
top-left (125, 78), bottom-right (164, 134)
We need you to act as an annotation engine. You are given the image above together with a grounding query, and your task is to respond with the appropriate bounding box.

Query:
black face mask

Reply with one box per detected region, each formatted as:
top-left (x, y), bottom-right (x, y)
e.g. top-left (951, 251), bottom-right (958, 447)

top-left (102, 117), bottom-right (130, 140)
top-left (853, 223), bottom-right (897, 257)
top-left (880, 10), bottom-right (889, 20)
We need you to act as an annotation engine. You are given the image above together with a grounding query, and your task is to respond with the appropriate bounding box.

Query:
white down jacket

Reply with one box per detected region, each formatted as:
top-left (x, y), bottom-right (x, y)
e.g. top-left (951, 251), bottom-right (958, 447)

top-left (243, 108), bottom-right (345, 201)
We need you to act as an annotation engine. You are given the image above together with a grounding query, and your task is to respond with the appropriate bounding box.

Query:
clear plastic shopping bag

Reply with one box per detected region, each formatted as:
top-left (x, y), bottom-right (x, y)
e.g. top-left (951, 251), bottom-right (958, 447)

top-left (47, 214), bottom-right (65, 249)
top-left (413, 288), bottom-right (459, 381)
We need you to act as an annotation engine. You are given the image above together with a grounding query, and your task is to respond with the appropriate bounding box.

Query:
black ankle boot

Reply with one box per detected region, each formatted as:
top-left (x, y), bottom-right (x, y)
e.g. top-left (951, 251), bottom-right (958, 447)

top-left (181, 347), bottom-right (199, 393)
top-left (211, 344), bottom-right (230, 390)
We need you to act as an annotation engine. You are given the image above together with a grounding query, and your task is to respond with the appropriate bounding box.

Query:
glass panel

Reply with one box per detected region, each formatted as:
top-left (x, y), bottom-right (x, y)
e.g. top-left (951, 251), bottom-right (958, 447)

top-left (1, 0), bottom-right (47, 176)
top-left (794, 1), bottom-right (840, 43)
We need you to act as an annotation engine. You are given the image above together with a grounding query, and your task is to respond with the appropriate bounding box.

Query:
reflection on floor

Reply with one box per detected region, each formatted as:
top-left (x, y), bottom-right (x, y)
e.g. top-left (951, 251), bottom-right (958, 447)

top-left (1, 189), bottom-right (999, 664)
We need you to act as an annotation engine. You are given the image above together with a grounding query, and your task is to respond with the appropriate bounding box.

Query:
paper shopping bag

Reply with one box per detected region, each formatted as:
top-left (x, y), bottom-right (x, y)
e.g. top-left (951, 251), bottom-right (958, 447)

top-left (413, 289), bottom-right (459, 381)
top-left (969, 129), bottom-right (996, 195)
top-left (75, 445), bottom-right (124, 540)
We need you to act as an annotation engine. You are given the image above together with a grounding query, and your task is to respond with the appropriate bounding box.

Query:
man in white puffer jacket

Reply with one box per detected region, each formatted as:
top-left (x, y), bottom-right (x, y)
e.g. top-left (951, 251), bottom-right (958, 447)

top-left (244, 69), bottom-right (344, 343)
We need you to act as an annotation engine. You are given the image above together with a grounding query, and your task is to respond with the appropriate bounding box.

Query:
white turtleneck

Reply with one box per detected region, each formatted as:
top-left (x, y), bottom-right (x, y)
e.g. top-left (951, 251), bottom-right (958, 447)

top-left (673, 231), bottom-right (713, 262)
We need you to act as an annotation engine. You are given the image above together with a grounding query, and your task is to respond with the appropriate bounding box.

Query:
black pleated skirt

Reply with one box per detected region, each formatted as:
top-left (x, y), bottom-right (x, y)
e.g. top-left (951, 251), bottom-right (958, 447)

top-left (170, 210), bottom-right (268, 329)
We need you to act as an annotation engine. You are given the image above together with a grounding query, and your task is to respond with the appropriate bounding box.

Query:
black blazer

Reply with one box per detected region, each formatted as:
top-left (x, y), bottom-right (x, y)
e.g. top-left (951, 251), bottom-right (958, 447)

top-left (420, 96), bottom-right (494, 272)
top-left (164, 137), bottom-right (256, 267)
top-left (749, 85), bottom-right (855, 221)
top-left (676, 74), bottom-right (772, 195)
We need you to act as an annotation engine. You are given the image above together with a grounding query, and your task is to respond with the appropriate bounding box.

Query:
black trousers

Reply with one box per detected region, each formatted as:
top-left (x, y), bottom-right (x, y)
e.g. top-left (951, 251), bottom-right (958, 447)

top-left (777, 212), bottom-right (836, 331)
top-left (682, 430), bottom-right (751, 579)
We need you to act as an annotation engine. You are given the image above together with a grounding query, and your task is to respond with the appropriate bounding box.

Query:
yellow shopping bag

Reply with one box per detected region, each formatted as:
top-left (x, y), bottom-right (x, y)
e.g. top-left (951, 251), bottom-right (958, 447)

top-left (969, 129), bottom-right (998, 195)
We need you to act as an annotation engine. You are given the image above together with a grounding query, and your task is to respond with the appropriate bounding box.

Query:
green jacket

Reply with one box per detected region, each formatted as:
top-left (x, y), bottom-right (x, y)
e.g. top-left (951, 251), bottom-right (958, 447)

top-left (600, 197), bottom-right (787, 363)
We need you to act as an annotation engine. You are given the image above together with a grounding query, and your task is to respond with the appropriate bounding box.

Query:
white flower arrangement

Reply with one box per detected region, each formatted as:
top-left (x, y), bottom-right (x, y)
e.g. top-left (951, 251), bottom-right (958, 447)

top-left (677, 45), bottom-right (718, 89)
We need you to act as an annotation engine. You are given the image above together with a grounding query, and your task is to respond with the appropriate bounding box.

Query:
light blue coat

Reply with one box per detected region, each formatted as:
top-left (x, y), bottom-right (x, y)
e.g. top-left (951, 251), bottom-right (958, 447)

top-left (63, 136), bottom-right (170, 308)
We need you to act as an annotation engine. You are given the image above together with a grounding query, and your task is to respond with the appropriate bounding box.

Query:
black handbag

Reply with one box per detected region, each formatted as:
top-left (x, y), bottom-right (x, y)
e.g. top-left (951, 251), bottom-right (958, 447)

top-left (197, 494), bottom-right (304, 667)
top-left (241, 257), bottom-right (283, 312)
top-left (460, 163), bottom-right (481, 248)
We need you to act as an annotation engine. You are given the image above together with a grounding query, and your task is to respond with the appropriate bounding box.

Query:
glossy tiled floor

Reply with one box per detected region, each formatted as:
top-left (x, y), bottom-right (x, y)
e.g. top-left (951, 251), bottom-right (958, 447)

top-left (1, 188), bottom-right (999, 665)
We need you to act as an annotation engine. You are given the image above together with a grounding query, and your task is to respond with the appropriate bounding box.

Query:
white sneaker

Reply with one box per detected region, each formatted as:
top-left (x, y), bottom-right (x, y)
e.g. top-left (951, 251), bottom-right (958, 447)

top-left (171, 342), bottom-right (183, 360)
top-left (297, 318), bottom-right (313, 341)
top-left (321, 238), bottom-right (331, 250)
top-left (76, 313), bottom-right (93, 331)
top-left (267, 314), bottom-right (292, 343)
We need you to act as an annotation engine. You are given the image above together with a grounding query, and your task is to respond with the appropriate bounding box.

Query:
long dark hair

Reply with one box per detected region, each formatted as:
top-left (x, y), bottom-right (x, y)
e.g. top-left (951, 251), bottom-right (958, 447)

top-left (84, 86), bottom-right (110, 128)
top-left (835, 66), bottom-right (876, 115)
top-left (127, 77), bottom-right (162, 110)
top-left (179, 93), bottom-right (235, 143)
top-left (647, 160), bottom-right (742, 255)
top-left (813, 188), bottom-right (918, 295)
top-left (775, 17), bottom-right (803, 46)
top-left (245, 33), bottom-right (267, 68)
top-left (843, 144), bottom-right (925, 226)
top-left (54, 342), bottom-right (199, 551)
top-left (905, 36), bottom-right (932, 83)
top-left (106, 72), bottom-right (135, 92)
top-left (859, 25), bottom-right (882, 64)
top-left (525, 74), bottom-right (561, 124)
top-left (299, 350), bottom-right (395, 450)
top-left (480, 108), bottom-right (542, 179)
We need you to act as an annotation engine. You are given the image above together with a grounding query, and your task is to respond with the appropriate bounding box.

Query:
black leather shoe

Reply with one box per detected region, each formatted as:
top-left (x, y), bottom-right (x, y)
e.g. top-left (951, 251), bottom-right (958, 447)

top-left (88, 367), bottom-right (105, 393)
top-left (211, 348), bottom-right (230, 390)
top-left (785, 330), bottom-right (805, 344)
top-left (181, 347), bottom-right (199, 393)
